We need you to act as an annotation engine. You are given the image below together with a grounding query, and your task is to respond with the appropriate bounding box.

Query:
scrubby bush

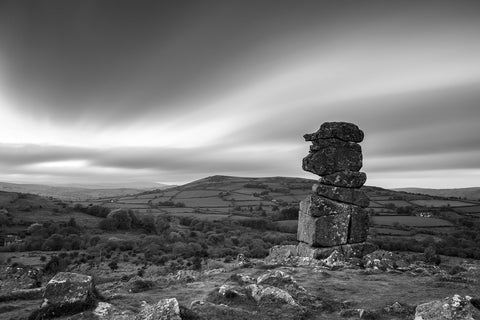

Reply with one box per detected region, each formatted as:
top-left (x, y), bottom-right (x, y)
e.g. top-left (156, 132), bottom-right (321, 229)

top-left (73, 204), bottom-right (110, 218)
top-left (424, 246), bottom-right (441, 265)
top-left (42, 234), bottom-right (64, 251)
top-left (43, 255), bottom-right (71, 274)
top-left (277, 207), bottom-right (299, 220)
top-left (107, 209), bottom-right (133, 229)
top-left (154, 216), bottom-right (170, 234)
top-left (108, 260), bottom-right (118, 271)
top-left (448, 265), bottom-right (467, 275)
top-left (99, 218), bottom-right (117, 230)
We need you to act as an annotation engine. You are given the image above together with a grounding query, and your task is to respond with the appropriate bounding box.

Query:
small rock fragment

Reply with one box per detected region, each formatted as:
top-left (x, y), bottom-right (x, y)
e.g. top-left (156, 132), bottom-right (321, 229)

top-left (138, 298), bottom-right (182, 320)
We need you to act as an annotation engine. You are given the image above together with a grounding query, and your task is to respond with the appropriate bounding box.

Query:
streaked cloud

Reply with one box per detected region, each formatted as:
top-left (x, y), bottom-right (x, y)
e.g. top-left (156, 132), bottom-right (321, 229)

top-left (0, 0), bottom-right (479, 187)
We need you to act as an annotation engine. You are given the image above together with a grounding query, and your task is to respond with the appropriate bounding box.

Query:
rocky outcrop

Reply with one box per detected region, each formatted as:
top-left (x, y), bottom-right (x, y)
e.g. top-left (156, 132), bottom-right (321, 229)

top-left (31, 272), bottom-right (97, 319)
top-left (137, 298), bottom-right (182, 320)
top-left (247, 284), bottom-right (298, 306)
top-left (304, 122), bottom-right (364, 142)
top-left (266, 241), bottom-right (377, 266)
top-left (318, 170), bottom-right (366, 188)
top-left (297, 122), bottom-right (371, 253)
top-left (312, 184), bottom-right (370, 207)
top-left (414, 295), bottom-right (480, 320)
top-left (92, 302), bottom-right (135, 320)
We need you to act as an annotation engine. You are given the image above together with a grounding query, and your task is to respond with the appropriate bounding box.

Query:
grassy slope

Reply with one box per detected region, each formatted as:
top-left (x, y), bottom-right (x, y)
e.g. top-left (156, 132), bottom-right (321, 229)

top-left (3, 175), bottom-right (480, 243)
top-left (75, 175), bottom-right (480, 235)
top-left (0, 182), bottom-right (151, 201)
top-left (395, 187), bottom-right (480, 201)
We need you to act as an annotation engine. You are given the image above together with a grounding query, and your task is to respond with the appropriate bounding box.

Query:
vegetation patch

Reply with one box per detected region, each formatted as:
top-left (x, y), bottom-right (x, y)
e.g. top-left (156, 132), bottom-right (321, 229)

top-left (371, 216), bottom-right (453, 227)
top-left (411, 199), bottom-right (476, 207)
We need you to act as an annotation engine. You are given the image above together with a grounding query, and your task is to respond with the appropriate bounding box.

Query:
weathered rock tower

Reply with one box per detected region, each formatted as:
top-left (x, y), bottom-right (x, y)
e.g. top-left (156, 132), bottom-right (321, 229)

top-left (296, 122), bottom-right (374, 257)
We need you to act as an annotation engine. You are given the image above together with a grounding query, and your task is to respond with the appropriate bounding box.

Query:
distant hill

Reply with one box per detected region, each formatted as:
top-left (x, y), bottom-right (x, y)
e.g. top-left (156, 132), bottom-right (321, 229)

top-left (0, 181), bottom-right (172, 201)
top-left (57, 181), bottom-right (172, 189)
top-left (394, 187), bottom-right (480, 201)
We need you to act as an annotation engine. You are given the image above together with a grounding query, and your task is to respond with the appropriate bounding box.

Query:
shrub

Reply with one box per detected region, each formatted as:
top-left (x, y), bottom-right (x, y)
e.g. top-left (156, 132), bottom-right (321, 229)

top-left (154, 216), bottom-right (170, 234)
top-left (99, 218), bottom-right (117, 230)
top-left (278, 207), bottom-right (299, 220)
top-left (448, 265), bottom-right (467, 275)
top-left (107, 209), bottom-right (133, 229)
top-left (424, 246), bottom-right (441, 265)
top-left (43, 255), bottom-right (70, 274)
top-left (42, 234), bottom-right (64, 251)
top-left (108, 261), bottom-right (119, 271)
top-left (140, 214), bottom-right (156, 233)
top-left (128, 277), bottom-right (155, 293)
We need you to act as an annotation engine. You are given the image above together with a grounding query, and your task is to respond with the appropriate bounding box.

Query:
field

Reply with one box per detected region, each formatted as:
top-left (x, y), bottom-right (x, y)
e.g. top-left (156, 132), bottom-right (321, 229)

top-left (371, 216), bottom-right (453, 227)
top-left (410, 199), bottom-right (477, 207)
top-left (449, 205), bottom-right (480, 213)
top-left (371, 227), bottom-right (412, 236)
top-left (3, 176), bottom-right (480, 250)
top-left (376, 200), bottom-right (413, 207)
top-left (56, 176), bottom-right (480, 240)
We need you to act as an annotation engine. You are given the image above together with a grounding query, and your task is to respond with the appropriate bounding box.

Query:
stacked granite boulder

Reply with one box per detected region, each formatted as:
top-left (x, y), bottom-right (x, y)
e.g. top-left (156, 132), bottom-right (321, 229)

top-left (297, 122), bottom-right (372, 256)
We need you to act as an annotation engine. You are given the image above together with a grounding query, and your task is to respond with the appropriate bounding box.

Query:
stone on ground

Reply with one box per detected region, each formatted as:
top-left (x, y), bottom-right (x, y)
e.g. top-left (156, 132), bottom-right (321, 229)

top-left (41, 272), bottom-right (96, 314)
top-left (138, 298), bottom-right (182, 320)
top-left (414, 294), bottom-right (480, 320)
top-left (246, 284), bottom-right (298, 307)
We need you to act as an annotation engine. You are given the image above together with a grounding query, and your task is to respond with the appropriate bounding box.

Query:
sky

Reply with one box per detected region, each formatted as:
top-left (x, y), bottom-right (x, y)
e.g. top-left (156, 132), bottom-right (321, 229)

top-left (0, 0), bottom-right (479, 188)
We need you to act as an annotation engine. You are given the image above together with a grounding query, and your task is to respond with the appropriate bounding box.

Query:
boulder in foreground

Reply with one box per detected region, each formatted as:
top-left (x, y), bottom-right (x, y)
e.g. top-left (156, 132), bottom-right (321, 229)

top-left (414, 294), bottom-right (480, 320)
top-left (31, 272), bottom-right (97, 319)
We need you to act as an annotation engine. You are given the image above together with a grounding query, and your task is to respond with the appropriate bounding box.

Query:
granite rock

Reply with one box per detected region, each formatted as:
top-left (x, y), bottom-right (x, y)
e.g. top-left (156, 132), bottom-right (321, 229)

top-left (137, 298), bottom-right (181, 320)
top-left (246, 284), bottom-right (298, 307)
top-left (349, 208), bottom-right (369, 243)
top-left (42, 272), bottom-right (95, 310)
top-left (304, 122), bottom-right (364, 143)
top-left (414, 294), bottom-right (480, 320)
top-left (309, 138), bottom-right (361, 152)
top-left (300, 194), bottom-right (364, 217)
top-left (318, 170), bottom-right (367, 188)
top-left (297, 209), bottom-right (350, 247)
top-left (313, 184), bottom-right (369, 207)
top-left (302, 145), bottom-right (362, 176)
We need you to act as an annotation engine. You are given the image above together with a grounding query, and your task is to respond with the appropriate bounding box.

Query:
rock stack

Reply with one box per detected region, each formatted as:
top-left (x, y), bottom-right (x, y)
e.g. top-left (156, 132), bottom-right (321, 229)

top-left (297, 122), bottom-right (373, 257)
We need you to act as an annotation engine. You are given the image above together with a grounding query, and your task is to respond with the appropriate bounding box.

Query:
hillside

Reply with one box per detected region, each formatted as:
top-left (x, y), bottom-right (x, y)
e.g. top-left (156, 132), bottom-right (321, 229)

top-left (76, 175), bottom-right (480, 241)
top-left (395, 187), bottom-right (480, 201)
top-left (1, 176), bottom-right (480, 319)
top-left (0, 181), bottom-right (170, 201)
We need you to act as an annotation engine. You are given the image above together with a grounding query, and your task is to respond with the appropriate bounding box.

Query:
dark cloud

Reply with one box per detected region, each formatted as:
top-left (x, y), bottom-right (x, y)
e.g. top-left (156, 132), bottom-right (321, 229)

top-left (220, 81), bottom-right (480, 158)
top-left (1, 0), bottom-right (479, 123)
top-left (0, 143), bottom-right (296, 180)
top-left (0, 1), bottom-right (479, 187)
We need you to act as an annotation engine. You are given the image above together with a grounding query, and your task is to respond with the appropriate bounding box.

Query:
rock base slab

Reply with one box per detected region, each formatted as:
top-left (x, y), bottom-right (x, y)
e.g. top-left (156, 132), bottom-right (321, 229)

top-left (267, 242), bottom-right (377, 262)
top-left (297, 209), bottom-right (350, 246)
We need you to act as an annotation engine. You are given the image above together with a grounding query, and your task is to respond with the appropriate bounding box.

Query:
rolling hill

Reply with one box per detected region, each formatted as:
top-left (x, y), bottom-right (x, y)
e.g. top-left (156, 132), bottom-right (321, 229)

top-left (1, 176), bottom-right (480, 320)
top-left (395, 187), bottom-right (480, 201)
top-left (0, 181), bottom-right (172, 201)
top-left (75, 175), bottom-right (480, 238)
